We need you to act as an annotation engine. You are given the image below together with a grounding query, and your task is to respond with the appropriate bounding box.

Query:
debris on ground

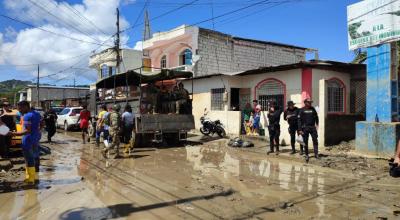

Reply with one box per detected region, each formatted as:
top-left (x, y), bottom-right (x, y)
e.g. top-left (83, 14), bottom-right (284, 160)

top-left (0, 160), bottom-right (13, 171)
top-left (325, 140), bottom-right (355, 152)
top-left (227, 137), bottom-right (254, 148)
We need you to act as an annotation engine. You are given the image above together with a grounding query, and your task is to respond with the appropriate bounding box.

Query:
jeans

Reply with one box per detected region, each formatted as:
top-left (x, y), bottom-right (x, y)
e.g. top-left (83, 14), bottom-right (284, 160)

top-left (23, 147), bottom-right (35, 167)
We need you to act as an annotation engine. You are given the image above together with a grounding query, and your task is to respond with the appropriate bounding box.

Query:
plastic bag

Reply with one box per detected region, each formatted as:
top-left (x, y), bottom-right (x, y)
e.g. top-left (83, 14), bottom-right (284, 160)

top-left (296, 135), bottom-right (305, 146)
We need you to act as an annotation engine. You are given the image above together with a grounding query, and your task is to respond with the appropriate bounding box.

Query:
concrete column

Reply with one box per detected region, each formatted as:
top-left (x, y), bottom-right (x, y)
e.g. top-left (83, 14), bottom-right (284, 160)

top-left (318, 79), bottom-right (326, 147)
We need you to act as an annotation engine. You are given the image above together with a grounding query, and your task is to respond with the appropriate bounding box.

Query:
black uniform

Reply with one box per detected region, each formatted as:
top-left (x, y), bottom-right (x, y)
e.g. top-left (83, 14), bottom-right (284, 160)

top-left (284, 107), bottom-right (299, 153)
top-left (267, 108), bottom-right (282, 153)
top-left (44, 109), bottom-right (57, 142)
top-left (297, 107), bottom-right (319, 158)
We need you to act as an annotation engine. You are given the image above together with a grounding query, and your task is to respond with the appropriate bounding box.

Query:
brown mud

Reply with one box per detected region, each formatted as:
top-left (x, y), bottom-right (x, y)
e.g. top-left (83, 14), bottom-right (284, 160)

top-left (0, 132), bottom-right (398, 219)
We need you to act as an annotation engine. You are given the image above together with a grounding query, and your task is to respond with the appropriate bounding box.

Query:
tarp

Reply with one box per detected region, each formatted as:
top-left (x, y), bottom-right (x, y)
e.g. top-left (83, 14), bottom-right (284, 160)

top-left (96, 68), bottom-right (193, 89)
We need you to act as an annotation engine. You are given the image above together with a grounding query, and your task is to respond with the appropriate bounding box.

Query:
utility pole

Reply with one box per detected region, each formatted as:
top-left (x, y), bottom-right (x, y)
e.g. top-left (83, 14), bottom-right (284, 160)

top-left (115, 8), bottom-right (121, 74)
top-left (73, 77), bottom-right (76, 88)
top-left (37, 64), bottom-right (40, 108)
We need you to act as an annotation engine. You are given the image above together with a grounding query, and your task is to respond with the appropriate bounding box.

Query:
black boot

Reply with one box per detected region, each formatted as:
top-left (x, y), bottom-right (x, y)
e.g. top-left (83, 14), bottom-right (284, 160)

top-left (290, 144), bottom-right (296, 154)
top-left (267, 144), bottom-right (274, 155)
top-left (300, 146), bottom-right (304, 155)
top-left (275, 144), bottom-right (280, 155)
top-left (314, 144), bottom-right (319, 159)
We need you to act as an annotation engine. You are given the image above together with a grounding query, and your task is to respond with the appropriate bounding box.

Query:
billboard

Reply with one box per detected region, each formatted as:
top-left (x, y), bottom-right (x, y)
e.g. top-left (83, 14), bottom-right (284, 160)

top-left (347, 0), bottom-right (400, 50)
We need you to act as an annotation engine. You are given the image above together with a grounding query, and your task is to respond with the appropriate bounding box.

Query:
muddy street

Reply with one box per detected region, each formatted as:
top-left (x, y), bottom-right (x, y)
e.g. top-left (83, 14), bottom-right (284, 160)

top-left (0, 132), bottom-right (399, 220)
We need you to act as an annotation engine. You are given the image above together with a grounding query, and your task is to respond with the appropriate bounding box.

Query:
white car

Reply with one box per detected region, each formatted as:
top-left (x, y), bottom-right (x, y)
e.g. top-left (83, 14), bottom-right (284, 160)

top-left (57, 107), bottom-right (82, 131)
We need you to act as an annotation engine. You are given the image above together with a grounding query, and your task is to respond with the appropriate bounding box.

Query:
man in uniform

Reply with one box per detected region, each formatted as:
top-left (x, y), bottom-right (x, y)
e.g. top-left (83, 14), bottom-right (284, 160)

top-left (298, 98), bottom-right (319, 162)
top-left (267, 101), bottom-right (282, 155)
top-left (44, 108), bottom-right (57, 143)
top-left (284, 101), bottom-right (300, 154)
top-left (176, 83), bottom-right (189, 114)
top-left (104, 104), bottom-right (121, 158)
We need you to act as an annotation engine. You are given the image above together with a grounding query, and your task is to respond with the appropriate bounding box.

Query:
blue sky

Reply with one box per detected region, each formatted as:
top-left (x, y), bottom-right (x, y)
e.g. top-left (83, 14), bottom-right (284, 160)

top-left (0, 0), bottom-right (360, 85)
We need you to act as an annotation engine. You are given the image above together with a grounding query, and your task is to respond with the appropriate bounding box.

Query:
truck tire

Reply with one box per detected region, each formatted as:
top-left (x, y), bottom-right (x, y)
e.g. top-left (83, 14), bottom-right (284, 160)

top-left (132, 133), bottom-right (143, 148)
top-left (164, 133), bottom-right (179, 146)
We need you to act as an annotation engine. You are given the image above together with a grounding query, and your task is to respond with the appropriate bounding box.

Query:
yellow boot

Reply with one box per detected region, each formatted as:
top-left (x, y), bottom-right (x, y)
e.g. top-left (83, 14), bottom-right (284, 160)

top-left (24, 167), bottom-right (35, 185)
top-left (24, 166), bottom-right (30, 182)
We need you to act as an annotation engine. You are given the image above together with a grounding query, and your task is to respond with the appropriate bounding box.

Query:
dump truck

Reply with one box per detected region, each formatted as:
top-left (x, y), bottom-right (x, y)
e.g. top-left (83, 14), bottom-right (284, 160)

top-left (93, 68), bottom-right (195, 147)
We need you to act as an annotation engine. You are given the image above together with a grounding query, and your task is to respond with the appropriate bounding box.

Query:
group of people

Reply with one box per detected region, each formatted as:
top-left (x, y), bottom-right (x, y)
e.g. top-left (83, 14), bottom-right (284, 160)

top-left (243, 98), bottom-right (319, 162)
top-left (94, 104), bottom-right (134, 159)
top-left (145, 82), bottom-right (190, 114)
top-left (0, 101), bottom-right (43, 185)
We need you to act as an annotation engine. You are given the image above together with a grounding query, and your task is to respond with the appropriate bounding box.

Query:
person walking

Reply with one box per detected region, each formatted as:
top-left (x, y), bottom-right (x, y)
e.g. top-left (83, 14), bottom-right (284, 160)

top-left (121, 104), bottom-right (134, 153)
top-left (0, 101), bottom-right (16, 159)
top-left (298, 98), bottom-right (319, 162)
top-left (12, 101), bottom-right (41, 185)
top-left (105, 104), bottom-right (121, 158)
top-left (95, 104), bottom-right (107, 147)
top-left (44, 108), bottom-right (57, 143)
top-left (78, 104), bottom-right (91, 144)
top-left (267, 102), bottom-right (282, 155)
top-left (284, 101), bottom-right (300, 154)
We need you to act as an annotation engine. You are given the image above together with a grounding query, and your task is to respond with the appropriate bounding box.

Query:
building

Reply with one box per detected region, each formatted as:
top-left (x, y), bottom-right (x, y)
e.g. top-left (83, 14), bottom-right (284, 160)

top-left (143, 25), bottom-right (315, 76)
top-left (18, 85), bottom-right (90, 109)
top-left (89, 48), bottom-right (143, 81)
top-left (182, 60), bottom-right (366, 146)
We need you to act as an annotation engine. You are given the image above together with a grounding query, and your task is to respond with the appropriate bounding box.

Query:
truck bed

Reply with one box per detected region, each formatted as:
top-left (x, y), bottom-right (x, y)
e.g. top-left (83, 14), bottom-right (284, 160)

top-left (136, 114), bottom-right (195, 133)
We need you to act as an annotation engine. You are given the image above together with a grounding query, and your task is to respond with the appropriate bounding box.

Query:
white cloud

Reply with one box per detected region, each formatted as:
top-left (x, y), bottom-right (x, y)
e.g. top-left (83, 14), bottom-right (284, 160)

top-left (133, 41), bottom-right (143, 51)
top-left (1, 0), bottom-right (132, 83)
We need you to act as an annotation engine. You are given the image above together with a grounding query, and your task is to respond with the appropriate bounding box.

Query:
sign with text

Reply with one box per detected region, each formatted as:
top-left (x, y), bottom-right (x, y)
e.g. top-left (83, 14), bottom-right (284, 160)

top-left (347, 0), bottom-right (400, 50)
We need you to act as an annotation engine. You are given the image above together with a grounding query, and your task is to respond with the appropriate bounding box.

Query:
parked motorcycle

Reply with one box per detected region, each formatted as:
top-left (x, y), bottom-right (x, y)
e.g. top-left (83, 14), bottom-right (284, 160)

top-left (200, 109), bottom-right (226, 138)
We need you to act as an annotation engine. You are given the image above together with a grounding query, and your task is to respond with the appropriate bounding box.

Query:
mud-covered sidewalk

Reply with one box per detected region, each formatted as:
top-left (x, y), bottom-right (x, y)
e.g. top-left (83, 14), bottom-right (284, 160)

top-left (0, 132), bottom-right (399, 219)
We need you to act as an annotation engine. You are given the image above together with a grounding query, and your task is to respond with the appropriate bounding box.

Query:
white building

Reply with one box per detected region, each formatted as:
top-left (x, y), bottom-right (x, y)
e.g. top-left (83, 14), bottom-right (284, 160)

top-left (89, 48), bottom-right (143, 81)
top-left (182, 60), bottom-right (366, 147)
top-left (19, 85), bottom-right (90, 108)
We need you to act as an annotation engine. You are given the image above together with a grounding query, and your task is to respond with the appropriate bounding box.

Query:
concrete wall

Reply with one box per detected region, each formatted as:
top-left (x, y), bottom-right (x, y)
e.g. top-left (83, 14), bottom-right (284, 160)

top-left (26, 87), bottom-right (89, 102)
top-left (196, 29), bottom-right (306, 77)
top-left (325, 114), bottom-right (364, 146)
top-left (312, 69), bottom-right (351, 114)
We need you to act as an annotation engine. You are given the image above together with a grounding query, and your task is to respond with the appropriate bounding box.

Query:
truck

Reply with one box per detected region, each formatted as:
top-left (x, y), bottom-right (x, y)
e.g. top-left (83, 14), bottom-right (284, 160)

top-left (92, 68), bottom-right (195, 147)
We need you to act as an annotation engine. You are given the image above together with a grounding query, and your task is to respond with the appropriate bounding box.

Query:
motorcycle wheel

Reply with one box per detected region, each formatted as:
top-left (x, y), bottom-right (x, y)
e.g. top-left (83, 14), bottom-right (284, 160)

top-left (200, 127), bottom-right (211, 135)
top-left (216, 126), bottom-right (226, 138)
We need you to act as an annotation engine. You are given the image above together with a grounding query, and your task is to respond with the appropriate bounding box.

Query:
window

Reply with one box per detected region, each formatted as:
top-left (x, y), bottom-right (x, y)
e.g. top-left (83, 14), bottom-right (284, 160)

top-left (101, 64), bottom-right (108, 78)
top-left (110, 66), bottom-right (116, 75)
top-left (60, 108), bottom-right (70, 115)
top-left (211, 88), bottom-right (225, 111)
top-left (179, 49), bottom-right (192, 65)
top-left (160, 55), bottom-right (167, 69)
top-left (256, 79), bottom-right (285, 111)
top-left (327, 79), bottom-right (345, 113)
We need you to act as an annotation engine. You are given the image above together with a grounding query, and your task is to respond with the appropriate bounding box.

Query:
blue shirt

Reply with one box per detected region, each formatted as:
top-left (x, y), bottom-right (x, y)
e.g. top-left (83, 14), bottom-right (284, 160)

top-left (22, 110), bottom-right (41, 149)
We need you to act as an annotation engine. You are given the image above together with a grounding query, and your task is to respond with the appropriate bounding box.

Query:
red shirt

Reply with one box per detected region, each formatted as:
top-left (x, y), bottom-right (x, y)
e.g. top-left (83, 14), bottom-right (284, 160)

top-left (80, 110), bottom-right (91, 129)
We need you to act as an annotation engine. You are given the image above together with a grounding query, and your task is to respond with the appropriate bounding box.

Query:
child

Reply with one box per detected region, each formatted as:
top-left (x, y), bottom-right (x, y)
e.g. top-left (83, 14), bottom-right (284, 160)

top-left (247, 112), bottom-right (254, 135)
top-left (253, 110), bottom-right (261, 136)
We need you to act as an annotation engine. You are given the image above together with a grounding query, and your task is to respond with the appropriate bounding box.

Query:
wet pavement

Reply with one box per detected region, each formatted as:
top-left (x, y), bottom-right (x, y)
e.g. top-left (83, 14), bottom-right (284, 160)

top-left (0, 132), bottom-right (399, 219)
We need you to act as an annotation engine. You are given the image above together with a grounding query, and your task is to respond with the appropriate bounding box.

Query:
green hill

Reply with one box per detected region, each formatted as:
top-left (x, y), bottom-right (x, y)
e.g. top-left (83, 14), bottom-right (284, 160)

top-left (0, 79), bottom-right (32, 105)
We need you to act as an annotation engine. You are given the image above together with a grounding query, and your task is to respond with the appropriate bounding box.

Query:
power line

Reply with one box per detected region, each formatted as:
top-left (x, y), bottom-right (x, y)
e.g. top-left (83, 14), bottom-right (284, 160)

top-left (61, 2), bottom-right (109, 35)
top-left (26, 0), bottom-right (101, 43)
top-left (0, 14), bottom-right (113, 47)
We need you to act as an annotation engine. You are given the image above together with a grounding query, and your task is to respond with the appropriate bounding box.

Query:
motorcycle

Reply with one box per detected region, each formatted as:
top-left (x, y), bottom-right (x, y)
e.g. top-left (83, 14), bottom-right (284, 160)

top-left (200, 109), bottom-right (226, 138)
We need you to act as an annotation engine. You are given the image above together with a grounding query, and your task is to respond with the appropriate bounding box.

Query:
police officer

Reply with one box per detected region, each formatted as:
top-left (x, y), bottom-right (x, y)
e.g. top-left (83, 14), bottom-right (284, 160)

top-left (298, 98), bottom-right (319, 162)
top-left (284, 101), bottom-right (299, 154)
top-left (267, 101), bottom-right (282, 155)
top-left (108, 104), bottom-right (121, 158)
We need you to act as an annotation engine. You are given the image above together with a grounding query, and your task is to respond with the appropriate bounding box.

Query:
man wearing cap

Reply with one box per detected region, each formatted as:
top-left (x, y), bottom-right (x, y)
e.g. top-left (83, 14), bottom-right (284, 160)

top-left (298, 98), bottom-right (319, 162)
top-left (267, 101), bottom-right (282, 155)
top-left (284, 101), bottom-right (300, 154)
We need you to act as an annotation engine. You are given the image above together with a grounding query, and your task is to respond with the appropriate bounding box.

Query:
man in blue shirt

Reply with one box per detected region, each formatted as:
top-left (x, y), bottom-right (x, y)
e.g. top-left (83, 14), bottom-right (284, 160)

top-left (12, 101), bottom-right (40, 185)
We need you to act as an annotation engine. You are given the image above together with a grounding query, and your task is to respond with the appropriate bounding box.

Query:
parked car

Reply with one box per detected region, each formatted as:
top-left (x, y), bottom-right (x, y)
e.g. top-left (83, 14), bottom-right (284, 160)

top-left (56, 107), bottom-right (82, 131)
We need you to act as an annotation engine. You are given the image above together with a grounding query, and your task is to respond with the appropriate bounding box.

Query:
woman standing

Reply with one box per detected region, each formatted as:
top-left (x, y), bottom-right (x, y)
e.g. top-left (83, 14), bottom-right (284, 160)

top-left (78, 104), bottom-right (91, 144)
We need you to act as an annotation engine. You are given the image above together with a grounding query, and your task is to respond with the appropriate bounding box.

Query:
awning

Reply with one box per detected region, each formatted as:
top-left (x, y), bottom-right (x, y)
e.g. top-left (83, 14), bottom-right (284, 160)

top-left (96, 68), bottom-right (193, 89)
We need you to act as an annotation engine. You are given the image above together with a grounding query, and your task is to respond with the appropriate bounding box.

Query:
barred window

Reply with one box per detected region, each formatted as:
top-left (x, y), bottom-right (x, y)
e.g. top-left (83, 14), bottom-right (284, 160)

top-left (101, 64), bottom-right (108, 78)
top-left (160, 55), bottom-right (167, 69)
top-left (256, 79), bottom-right (285, 111)
top-left (211, 88), bottom-right (225, 111)
top-left (327, 79), bottom-right (345, 113)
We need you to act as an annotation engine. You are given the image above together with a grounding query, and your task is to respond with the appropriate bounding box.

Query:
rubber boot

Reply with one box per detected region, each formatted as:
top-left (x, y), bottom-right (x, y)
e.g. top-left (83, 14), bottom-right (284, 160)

top-left (24, 167), bottom-right (35, 185)
top-left (24, 166), bottom-right (30, 182)
top-left (304, 145), bottom-right (310, 163)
